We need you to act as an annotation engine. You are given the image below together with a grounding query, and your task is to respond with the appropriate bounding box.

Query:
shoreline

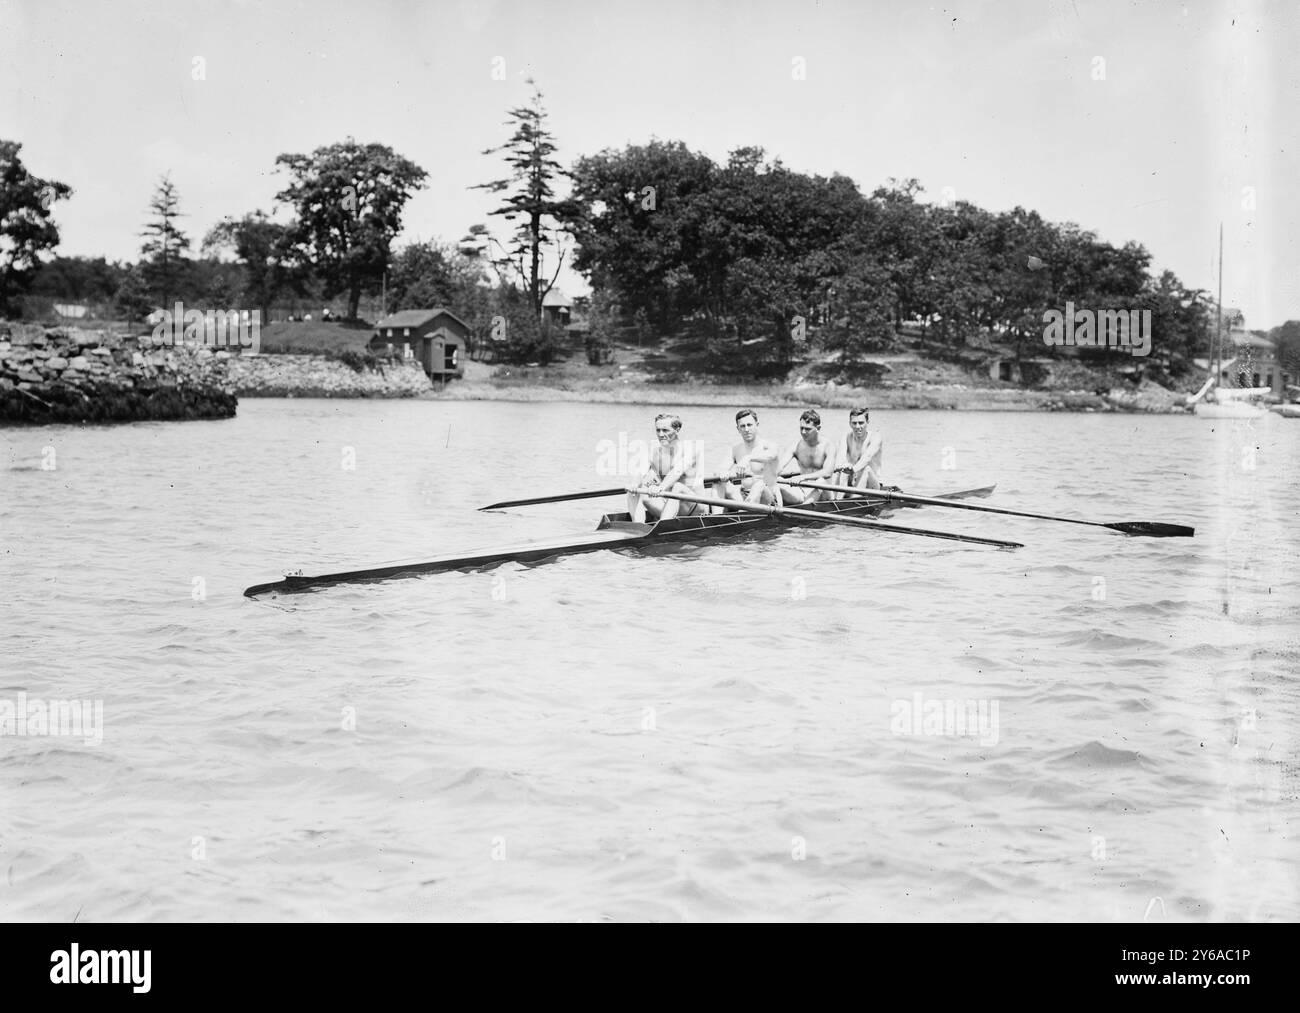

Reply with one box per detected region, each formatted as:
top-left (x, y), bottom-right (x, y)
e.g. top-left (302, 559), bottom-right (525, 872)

top-left (430, 376), bottom-right (1189, 414)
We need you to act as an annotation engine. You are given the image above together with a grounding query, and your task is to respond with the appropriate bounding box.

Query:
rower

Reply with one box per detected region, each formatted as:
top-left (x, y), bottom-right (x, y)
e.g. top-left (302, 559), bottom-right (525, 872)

top-left (778, 409), bottom-right (836, 505)
top-left (626, 413), bottom-right (704, 522)
top-left (710, 408), bottom-right (780, 507)
top-left (832, 406), bottom-right (885, 494)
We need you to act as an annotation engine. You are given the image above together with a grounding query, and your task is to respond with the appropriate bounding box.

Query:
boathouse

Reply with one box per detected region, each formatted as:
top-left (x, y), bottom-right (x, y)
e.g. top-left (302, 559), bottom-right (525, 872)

top-left (371, 308), bottom-right (468, 379)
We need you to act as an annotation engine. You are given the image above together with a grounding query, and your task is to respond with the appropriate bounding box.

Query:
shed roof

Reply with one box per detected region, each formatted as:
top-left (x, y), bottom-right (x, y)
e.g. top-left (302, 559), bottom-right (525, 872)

top-left (1229, 332), bottom-right (1275, 350)
top-left (375, 308), bottom-right (469, 331)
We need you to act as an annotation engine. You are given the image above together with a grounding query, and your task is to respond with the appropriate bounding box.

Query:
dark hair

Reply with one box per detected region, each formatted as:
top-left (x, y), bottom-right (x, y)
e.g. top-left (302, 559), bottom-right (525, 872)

top-left (654, 413), bottom-right (682, 430)
top-left (799, 409), bottom-right (821, 427)
top-left (849, 406), bottom-right (870, 421)
top-left (735, 409), bottom-right (758, 424)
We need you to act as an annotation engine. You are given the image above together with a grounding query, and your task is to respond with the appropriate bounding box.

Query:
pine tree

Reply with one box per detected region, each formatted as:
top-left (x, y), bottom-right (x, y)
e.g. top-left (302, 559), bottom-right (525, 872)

top-left (139, 174), bottom-right (191, 310)
top-left (472, 80), bottom-right (572, 319)
top-left (114, 265), bottom-right (154, 325)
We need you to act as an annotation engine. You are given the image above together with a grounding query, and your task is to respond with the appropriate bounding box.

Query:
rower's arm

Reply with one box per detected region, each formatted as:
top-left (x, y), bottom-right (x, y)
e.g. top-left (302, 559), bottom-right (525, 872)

top-left (811, 444), bottom-right (836, 479)
top-left (776, 441), bottom-right (801, 476)
top-left (655, 445), bottom-right (692, 490)
top-left (853, 432), bottom-right (884, 476)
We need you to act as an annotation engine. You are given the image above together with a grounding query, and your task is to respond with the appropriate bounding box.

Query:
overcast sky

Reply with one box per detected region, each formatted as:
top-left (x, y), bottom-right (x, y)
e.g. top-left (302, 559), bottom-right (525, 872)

top-left (2, 0), bottom-right (1295, 327)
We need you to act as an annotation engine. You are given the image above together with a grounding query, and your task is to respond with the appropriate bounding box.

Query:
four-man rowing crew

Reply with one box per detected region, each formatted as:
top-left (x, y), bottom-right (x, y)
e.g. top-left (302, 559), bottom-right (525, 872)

top-left (627, 406), bottom-right (882, 523)
top-left (242, 406), bottom-right (1196, 599)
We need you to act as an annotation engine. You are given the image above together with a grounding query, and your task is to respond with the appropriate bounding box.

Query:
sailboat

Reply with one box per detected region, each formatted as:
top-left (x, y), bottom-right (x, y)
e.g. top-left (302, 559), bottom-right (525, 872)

top-left (1187, 226), bottom-right (1269, 418)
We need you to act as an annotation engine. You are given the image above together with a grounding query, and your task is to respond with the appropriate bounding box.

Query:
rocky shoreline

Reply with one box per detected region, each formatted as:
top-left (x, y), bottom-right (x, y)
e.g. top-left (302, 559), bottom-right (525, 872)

top-left (0, 321), bottom-right (1197, 420)
top-left (0, 324), bottom-right (237, 425)
top-left (226, 353), bottom-right (434, 398)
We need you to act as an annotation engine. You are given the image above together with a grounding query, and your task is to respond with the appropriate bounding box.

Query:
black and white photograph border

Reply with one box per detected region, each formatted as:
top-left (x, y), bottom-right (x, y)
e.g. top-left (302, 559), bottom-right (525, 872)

top-left (0, 0), bottom-right (1296, 934)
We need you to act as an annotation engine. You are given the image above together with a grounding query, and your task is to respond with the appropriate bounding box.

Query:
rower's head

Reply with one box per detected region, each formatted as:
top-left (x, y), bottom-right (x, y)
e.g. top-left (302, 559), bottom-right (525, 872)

top-left (735, 409), bottom-right (759, 440)
top-left (654, 413), bottom-right (682, 444)
top-left (799, 409), bottom-right (821, 440)
top-left (849, 407), bottom-right (869, 434)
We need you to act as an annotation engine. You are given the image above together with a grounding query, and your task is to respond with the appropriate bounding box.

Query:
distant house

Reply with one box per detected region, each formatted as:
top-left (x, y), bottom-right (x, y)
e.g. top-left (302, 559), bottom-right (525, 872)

top-left (1200, 309), bottom-right (1292, 394)
top-left (542, 289), bottom-right (572, 328)
top-left (1216, 331), bottom-right (1289, 393)
top-left (371, 308), bottom-right (468, 379)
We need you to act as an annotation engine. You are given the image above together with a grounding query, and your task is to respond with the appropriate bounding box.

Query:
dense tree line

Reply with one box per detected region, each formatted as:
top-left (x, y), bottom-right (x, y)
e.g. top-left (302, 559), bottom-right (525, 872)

top-left (2, 119), bottom-right (1291, 378)
top-left (566, 144), bottom-right (1215, 376)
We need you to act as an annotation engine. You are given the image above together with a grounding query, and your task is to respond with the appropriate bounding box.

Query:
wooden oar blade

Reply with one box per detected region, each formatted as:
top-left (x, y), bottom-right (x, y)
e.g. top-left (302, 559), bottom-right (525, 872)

top-left (781, 479), bottom-right (1195, 539)
top-left (1106, 521), bottom-right (1196, 537)
top-left (479, 487), bottom-right (624, 511)
top-left (481, 476), bottom-right (727, 512)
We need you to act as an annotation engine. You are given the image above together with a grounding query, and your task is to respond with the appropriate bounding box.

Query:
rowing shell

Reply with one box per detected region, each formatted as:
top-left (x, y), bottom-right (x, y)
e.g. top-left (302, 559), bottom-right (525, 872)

top-left (243, 484), bottom-right (996, 598)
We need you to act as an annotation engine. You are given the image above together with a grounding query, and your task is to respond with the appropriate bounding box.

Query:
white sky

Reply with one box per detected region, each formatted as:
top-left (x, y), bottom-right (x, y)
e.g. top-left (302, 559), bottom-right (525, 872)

top-left (1, 0), bottom-right (1296, 327)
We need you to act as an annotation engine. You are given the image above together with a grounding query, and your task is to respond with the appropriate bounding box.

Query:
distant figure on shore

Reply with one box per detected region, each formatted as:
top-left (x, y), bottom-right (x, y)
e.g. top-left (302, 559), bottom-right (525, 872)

top-left (322, 307), bottom-right (333, 321)
top-left (304, 313), bottom-right (312, 321)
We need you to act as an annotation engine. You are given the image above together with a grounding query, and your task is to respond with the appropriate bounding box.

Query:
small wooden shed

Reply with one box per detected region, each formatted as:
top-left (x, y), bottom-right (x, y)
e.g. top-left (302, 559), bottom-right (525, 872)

top-left (371, 308), bottom-right (469, 379)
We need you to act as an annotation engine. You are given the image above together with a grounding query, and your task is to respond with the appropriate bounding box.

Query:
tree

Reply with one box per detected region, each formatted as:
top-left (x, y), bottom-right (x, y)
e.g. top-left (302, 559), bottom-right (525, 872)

top-left (1138, 270), bottom-right (1209, 375)
top-left (1267, 320), bottom-right (1300, 380)
top-left (386, 241), bottom-right (461, 311)
top-left (114, 265), bottom-right (154, 324)
top-left (569, 139), bottom-right (719, 330)
top-left (473, 80), bottom-right (572, 319)
top-left (276, 139), bottom-right (427, 320)
top-left (30, 256), bottom-right (124, 303)
top-left (202, 211), bottom-right (298, 320)
top-left (139, 174), bottom-right (191, 311)
top-left (0, 139), bottom-right (72, 316)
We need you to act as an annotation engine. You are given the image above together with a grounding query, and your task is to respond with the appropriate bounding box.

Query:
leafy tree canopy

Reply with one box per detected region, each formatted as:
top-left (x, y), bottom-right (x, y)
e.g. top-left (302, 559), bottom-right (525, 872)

top-left (276, 139), bottom-right (427, 320)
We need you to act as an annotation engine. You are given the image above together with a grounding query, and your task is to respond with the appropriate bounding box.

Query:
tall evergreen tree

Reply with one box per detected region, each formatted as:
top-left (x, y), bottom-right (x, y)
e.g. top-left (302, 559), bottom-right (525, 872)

top-left (472, 80), bottom-right (572, 319)
top-left (139, 174), bottom-right (190, 310)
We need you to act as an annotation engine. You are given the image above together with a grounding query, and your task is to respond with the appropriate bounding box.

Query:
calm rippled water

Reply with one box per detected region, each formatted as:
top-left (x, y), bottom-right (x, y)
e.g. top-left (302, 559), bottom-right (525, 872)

top-left (2, 399), bottom-right (1297, 922)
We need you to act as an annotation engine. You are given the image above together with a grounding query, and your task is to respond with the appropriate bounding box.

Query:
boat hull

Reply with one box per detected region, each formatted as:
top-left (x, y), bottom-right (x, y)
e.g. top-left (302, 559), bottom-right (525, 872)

top-left (244, 485), bottom-right (996, 598)
top-left (1193, 401), bottom-right (1268, 418)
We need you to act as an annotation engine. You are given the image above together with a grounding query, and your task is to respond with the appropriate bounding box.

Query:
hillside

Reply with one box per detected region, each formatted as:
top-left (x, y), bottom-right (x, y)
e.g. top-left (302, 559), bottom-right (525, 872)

top-left (256, 319), bottom-right (376, 356)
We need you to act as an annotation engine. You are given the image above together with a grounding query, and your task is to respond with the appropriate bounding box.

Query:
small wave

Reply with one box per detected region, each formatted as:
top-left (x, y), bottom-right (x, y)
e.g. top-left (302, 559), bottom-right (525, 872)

top-left (1046, 741), bottom-right (1148, 769)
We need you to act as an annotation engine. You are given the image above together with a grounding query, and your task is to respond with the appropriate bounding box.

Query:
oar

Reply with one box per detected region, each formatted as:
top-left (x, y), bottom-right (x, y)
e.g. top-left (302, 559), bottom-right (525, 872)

top-left (636, 488), bottom-right (1023, 549)
top-left (780, 479), bottom-right (1195, 538)
top-left (481, 477), bottom-right (726, 511)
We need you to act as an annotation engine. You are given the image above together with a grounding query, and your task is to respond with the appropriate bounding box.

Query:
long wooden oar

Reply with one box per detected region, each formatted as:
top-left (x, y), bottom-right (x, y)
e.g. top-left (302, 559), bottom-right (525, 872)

top-left (481, 477), bottom-right (726, 511)
top-left (637, 488), bottom-right (1023, 549)
top-left (780, 479), bottom-right (1194, 538)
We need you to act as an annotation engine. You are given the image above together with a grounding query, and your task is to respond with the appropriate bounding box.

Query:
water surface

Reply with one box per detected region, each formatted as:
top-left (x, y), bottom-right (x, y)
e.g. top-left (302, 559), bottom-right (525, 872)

top-left (2, 400), bottom-right (1296, 922)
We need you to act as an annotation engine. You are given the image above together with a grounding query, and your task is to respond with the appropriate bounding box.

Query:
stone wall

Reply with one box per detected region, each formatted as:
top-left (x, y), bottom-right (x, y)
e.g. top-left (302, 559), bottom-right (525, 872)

top-left (0, 323), bottom-right (237, 425)
top-left (226, 353), bottom-right (434, 398)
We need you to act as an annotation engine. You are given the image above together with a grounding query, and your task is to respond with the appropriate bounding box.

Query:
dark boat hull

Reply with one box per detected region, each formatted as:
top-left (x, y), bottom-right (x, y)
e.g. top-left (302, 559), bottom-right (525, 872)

top-left (243, 485), bottom-right (995, 598)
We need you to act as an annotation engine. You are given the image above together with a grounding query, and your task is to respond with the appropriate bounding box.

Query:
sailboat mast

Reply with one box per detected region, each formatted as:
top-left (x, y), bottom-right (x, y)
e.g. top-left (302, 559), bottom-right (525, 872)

top-left (1214, 223), bottom-right (1223, 387)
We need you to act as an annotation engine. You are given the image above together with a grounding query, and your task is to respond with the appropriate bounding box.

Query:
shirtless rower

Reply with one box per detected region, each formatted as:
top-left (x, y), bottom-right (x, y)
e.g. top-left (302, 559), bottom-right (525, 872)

top-left (626, 413), bottom-right (704, 522)
top-left (709, 408), bottom-right (780, 507)
top-left (831, 406), bottom-right (885, 494)
top-left (777, 409), bottom-right (836, 504)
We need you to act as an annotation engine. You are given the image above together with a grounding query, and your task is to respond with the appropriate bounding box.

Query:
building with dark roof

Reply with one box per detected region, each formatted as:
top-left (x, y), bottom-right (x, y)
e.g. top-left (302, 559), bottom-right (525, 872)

top-left (371, 308), bottom-right (468, 379)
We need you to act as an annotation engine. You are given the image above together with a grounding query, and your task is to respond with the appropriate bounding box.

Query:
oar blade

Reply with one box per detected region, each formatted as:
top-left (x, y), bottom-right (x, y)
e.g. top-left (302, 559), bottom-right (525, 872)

top-left (1106, 521), bottom-right (1196, 538)
top-left (478, 487), bottom-right (625, 511)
